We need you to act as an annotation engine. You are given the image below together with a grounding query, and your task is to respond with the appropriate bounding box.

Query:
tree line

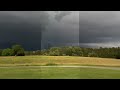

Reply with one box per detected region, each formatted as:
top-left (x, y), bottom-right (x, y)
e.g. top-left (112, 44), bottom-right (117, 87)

top-left (25, 46), bottom-right (120, 59)
top-left (1, 45), bottom-right (120, 59)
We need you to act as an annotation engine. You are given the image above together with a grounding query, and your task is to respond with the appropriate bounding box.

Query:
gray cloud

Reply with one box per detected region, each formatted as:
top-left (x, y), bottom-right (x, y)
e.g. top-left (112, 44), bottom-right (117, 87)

top-left (79, 11), bottom-right (120, 47)
top-left (1, 11), bottom-right (120, 50)
top-left (54, 11), bottom-right (72, 22)
top-left (0, 11), bottom-right (50, 50)
top-left (0, 11), bottom-right (79, 50)
top-left (41, 11), bottom-right (79, 49)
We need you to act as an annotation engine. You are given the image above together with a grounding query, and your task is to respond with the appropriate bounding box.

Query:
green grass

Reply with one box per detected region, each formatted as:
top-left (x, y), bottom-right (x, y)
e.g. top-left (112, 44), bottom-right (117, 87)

top-left (0, 56), bottom-right (120, 79)
top-left (0, 66), bottom-right (120, 79)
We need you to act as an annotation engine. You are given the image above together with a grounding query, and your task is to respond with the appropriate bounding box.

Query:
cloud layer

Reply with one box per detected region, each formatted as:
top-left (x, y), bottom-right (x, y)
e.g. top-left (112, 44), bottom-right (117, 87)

top-left (0, 11), bottom-right (50, 50)
top-left (1, 11), bottom-right (120, 50)
top-left (79, 11), bottom-right (120, 48)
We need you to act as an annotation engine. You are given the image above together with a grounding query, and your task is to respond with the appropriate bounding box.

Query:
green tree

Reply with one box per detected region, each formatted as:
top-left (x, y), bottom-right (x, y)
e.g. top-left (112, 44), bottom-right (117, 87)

top-left (16, 49), bottom-right (25, 56)
top-left (49, 47), bottom-right (62, 56)
top-left (41, 49), bottom-right (49, 55)
top-left (2, 48), bottom-right (14, 56)
top-left (12, 45), bottom-right (25, 56)
top-left (71, 47), bottom-right (83, 56)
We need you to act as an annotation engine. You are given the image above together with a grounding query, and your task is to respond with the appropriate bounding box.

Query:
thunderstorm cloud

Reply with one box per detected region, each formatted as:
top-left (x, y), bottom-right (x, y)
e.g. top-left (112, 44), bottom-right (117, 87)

top-left (0, 11), bottom-right (120, 50)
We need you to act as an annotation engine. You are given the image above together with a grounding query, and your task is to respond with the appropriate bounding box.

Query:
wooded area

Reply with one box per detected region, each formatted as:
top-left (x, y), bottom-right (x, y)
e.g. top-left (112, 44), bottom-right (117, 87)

top-left (25, 46), bottom-right (120, 59)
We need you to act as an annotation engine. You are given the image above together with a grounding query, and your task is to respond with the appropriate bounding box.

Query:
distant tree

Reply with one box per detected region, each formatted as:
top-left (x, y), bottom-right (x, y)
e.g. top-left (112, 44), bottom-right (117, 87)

top-left (49, 47), bottom-right (62, 56)
top-left (16, 49), bottom-right (25, 56)
top-left (2, 48), bottom-right (14, 56)
top-left (72, 47), bottom-right (83, 56)
top-left (41, 49), bottom-right (49, 55)
top-left (12, 45), bottom-right (25, 56)
top-left (35, 50), bottom-right (41, 55)
top-left (18, 45), bottom-right (120, 59)
top-left (25, 51), bottom-right (34, 55)
top-left (115, 50), bottom-right (120, 59)
top-left (0, 49), bottom-right (3, 56)
top-left (88, 52), bottom-right (96, 57)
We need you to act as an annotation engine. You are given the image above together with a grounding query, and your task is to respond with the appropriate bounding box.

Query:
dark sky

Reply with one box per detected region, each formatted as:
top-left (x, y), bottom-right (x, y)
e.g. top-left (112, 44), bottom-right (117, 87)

top-left (0, 11), bottom-right (120, 50)
top-left (79, 11), bottom-right (120, 48)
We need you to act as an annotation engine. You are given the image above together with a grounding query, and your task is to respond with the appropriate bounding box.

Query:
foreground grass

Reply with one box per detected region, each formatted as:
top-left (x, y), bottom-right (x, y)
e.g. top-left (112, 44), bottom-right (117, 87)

top-left (0, 56), bottom-right (120, 79)
top-left (0, 66), bottom-right (120, 79)
top-left (0, 56), bottom-right (120, 67)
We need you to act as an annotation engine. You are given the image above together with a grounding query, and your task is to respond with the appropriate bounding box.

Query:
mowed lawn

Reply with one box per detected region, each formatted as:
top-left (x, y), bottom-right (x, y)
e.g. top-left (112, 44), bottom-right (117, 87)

top-left (0, 66), bottom-right (120, 79)
top-left (0, 56), bottom-right (120, 66)
top-left (0, 56), bottom-right (120, 79)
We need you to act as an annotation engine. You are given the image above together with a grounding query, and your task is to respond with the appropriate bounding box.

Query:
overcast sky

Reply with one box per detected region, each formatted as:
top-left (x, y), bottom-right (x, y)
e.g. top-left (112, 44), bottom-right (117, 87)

top-left (0, 11), bottom-right (120, 50)
top-left (79, 11), bottom-right (120, 48)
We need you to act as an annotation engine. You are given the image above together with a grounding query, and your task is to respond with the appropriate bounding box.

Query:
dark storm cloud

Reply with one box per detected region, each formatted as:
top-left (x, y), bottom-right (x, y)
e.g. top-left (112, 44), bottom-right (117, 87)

top-left (79, 11), bottom-right (120, 47)
top-left (0, 11), bottom-right (50, 31)
top-left (1, 11), bottom-right (120, 50)
top-left (0, 11), bottom-right (50, 50)
top-left (0, 11), bottom-right (79, 50)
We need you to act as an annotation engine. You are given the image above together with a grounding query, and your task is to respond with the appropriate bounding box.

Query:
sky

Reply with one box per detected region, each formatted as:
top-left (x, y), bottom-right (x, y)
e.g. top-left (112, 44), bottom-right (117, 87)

top-left (79, 11), bottom-right (120, 48)
top-left (0, 11), bottom-right (120, 50)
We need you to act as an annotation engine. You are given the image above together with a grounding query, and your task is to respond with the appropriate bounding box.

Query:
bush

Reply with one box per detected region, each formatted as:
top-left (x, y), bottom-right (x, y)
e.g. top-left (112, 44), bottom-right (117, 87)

top-left (2, 48), bottom-right (14, 56)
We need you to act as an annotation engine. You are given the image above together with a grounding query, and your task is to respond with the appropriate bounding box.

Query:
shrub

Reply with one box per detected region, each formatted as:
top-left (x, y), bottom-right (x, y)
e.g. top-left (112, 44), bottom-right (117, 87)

top-left (2, 48), bottom-right (14, 56)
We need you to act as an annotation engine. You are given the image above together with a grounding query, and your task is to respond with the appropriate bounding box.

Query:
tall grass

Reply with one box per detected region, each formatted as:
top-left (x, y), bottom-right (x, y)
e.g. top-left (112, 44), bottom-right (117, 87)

top-left (0, 56), bottom-right (120, 66)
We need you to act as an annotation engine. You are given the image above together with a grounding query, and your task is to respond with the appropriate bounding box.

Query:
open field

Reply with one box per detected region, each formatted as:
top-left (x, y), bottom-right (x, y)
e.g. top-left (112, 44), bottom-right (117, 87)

top-left (0, 66), bottom-right (120, 79)
top-left (0, 56), bottom-right (120, 79)
top-left (0, 56), bottom-right (120, 67)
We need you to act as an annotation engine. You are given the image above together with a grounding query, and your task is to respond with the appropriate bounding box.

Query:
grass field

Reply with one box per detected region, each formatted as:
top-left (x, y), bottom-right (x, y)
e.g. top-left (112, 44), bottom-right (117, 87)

top-left (0, 56), bottom-right (120, 66)
top-left (0, 66), bottom-right (120, 79)
top-left (0, 56), bottom-right (120, 79)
